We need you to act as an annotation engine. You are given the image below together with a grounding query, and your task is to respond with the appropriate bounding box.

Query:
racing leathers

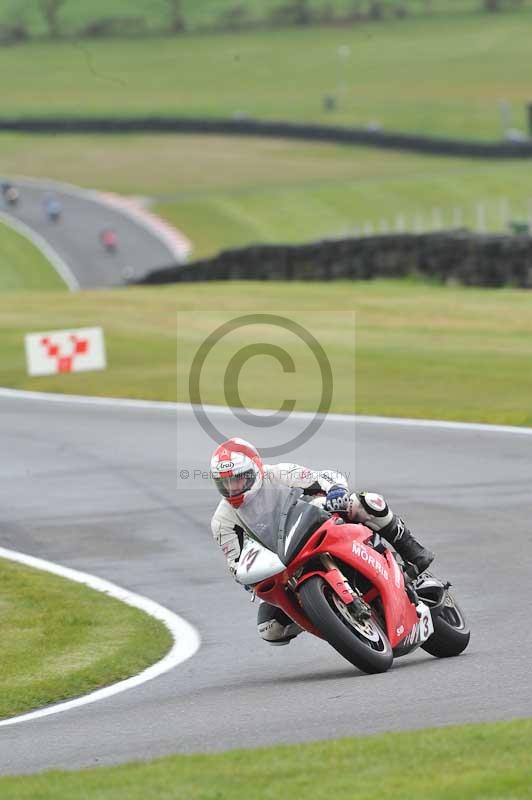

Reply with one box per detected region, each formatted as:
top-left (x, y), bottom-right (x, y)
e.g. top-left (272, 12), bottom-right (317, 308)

top-left (211, 463), bottom-right (433, 645)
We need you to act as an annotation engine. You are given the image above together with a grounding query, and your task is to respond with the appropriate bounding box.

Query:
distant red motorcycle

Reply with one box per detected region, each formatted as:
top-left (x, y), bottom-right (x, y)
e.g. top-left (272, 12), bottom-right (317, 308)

top-left (236, 491), bottom-right (470, 673)
top-left (100, 228), bottom-right (118, 254)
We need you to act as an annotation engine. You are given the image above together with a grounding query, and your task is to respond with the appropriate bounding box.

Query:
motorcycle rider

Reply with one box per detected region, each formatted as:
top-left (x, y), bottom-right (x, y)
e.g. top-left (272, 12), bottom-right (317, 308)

top-left (2, 180), bottom-right (19, 207)
top-left (211, 437), bottom-right (434, 646)
top-left (100, 226), bottom-right (118, 253)
top-left (44, 193), bottom-right (61, 223)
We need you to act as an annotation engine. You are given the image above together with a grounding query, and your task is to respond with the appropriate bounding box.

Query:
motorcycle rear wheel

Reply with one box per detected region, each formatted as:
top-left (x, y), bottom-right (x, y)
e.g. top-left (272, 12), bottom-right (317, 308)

top-left (421, 593), bottom-right (470, 658)
top-left (298, 576), bottom-right (393, 674)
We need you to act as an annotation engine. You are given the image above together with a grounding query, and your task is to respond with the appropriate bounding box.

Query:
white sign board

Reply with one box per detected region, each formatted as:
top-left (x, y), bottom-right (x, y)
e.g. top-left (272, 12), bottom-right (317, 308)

top-left (25, 327), bottom-right (106, 377)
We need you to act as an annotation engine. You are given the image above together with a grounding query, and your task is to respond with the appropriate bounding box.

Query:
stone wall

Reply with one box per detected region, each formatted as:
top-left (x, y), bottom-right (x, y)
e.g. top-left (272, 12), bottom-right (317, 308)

top-left (2, 116), bottom-right (532, 158)
top-left (136, 231), bottom-right (532, 288)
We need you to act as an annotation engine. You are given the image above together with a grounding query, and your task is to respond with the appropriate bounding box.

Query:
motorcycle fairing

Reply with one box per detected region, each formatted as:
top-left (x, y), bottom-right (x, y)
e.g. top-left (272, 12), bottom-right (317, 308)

top-left (236, 539), bottom-right (285, 585)
top-left (393, 601), bottom-right (434, 656)
top-left (251, 516), bottom-right (421, 648)
top-left (307, 524), bottom-right (420, 648)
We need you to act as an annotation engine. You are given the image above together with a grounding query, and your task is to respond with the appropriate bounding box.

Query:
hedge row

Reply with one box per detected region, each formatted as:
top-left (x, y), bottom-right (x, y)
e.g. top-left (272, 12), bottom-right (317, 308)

top-left (136, 231), bottom-right (532, 288)
top-left (1, 116), bottom-right (532, 158)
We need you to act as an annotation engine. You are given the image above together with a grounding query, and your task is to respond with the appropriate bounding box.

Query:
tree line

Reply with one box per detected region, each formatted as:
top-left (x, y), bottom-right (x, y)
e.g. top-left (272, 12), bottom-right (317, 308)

top-left (0, 0), bottom-right (527, 44)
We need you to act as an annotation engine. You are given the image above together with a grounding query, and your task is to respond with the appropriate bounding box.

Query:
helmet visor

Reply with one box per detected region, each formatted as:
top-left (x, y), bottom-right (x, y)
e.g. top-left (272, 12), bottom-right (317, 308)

top-left (214, 469), bottom-right (256, 499)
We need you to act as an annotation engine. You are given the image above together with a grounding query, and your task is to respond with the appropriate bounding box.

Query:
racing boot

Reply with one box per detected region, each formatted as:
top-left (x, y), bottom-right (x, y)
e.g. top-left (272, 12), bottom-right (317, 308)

top-left (257, 603), bottom-right (302, 646)
top-left (381, 516), bottom-right (434, 575)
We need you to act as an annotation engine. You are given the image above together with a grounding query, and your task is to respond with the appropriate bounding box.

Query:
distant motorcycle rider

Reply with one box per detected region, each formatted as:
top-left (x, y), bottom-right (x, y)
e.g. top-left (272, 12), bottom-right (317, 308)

top-left (2, 180), bottom-right (19, 207)
top-left (44, 193), bottom-right (61, 223)
top-left (211, 437), bottom-right (434, 646)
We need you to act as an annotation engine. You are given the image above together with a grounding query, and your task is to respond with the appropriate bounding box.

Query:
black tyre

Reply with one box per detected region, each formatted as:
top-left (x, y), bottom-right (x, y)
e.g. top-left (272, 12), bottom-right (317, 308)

top-left (298, 576), bottom-right (393, 674)
top-left (421, 592), bottom-right (470, 658)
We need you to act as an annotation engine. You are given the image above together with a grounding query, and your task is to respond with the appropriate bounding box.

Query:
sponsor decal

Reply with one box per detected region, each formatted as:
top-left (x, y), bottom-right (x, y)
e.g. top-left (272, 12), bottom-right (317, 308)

top-left (352, 542), bottom-right (389, 581)
top-left (404, 621), bottom-right (421, 647)
top-left (396, 625), bottom-right (405, 636)
top-left (217, 460), bottom-right (235, 471)
top-left (402, 611), bottom-right (432, 646)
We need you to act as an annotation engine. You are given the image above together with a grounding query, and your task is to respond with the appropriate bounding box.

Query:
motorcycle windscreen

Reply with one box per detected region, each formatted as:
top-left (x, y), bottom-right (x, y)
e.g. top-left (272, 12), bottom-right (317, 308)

top-left (235, 481), bottom-right (293, 554)
top-left (281, 498), bottom-right (329, 564)
top-left (236, 484), bottom-right (328, 564)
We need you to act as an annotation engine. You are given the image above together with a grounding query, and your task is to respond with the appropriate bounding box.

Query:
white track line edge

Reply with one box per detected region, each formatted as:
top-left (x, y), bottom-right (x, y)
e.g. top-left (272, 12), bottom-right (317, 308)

top-left (0, 546), bottom-right (200, 728)
top-left (0, 386), bottom-right (531, 437)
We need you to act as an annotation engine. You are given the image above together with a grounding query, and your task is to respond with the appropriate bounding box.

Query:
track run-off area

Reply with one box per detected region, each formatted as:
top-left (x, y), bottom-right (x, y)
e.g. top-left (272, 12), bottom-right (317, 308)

top-left (0, 388), bottom-right (531, 775)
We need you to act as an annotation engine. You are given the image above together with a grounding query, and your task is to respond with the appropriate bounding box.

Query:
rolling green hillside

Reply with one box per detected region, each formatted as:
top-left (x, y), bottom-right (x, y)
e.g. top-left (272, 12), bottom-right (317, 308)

top-left (2, 5), bottom-right (531, 257)
top-left (0, 12), bottom-right (531, 139)
top-left (3, 133), bottom-right (531, 260)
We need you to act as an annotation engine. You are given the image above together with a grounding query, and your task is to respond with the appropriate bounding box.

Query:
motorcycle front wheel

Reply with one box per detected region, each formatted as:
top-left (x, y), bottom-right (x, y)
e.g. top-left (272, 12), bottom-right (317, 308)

top-left (298, 576), bottom-right (393, 674)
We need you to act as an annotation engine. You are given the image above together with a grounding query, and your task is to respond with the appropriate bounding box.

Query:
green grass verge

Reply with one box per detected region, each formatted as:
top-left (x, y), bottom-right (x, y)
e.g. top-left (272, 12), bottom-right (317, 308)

top-left (1, 719), bottom-right (531, 798)
top-left (0, 11), bottom-right (531, 139)
top-left (2, 134), bottom-right (532, 260)
top-left (0, 219), bottom-right (66, 290)
top-left (0, 557), bottom-right (172, 720)
top-left (2, 280), bottom-right (531, 427)
top-left (152, 144), bottom-right (532, 258)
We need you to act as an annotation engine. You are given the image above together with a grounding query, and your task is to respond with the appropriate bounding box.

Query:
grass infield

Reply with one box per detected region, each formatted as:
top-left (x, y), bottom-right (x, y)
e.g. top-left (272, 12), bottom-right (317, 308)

top-left (2, 280), bottom-right (531, 427)
top-left (0, 220), bottom-right (65, 291)
top-left (0, 719), bottom-right (531, 798)
top-left (0, 558), bottom-right (172, 720)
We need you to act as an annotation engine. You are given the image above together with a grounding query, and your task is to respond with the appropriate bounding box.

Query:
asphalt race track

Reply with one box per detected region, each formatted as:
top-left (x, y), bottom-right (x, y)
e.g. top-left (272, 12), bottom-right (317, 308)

top-left (3, 180), bottom-right (179, 288)
top-left (1, 394), bottom-right (531, 775)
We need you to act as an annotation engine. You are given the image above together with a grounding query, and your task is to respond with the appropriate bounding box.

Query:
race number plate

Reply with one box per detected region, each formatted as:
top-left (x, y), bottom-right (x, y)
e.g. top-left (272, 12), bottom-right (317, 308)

top-left (416, 602), bottom-right (434, 643)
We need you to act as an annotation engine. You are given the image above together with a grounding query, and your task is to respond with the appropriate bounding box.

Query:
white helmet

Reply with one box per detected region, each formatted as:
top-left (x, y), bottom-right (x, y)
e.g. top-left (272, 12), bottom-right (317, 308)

top-left (211, 438), bottom-right (264, 509)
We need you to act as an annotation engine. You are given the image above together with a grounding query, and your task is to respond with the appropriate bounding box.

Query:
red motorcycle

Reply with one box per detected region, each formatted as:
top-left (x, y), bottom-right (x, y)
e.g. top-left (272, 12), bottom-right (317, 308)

top-left (100, 228), bottom-right (118, 254)
top-left (236, 490), bottom-right (470, 673)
